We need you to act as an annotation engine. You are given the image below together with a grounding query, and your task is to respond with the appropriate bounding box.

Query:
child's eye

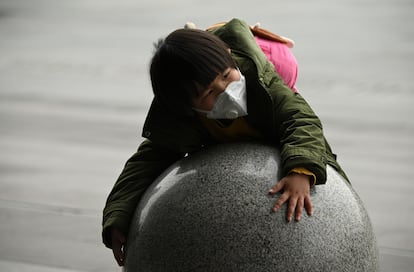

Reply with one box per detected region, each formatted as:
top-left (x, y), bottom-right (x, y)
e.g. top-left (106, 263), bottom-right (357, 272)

top-left (202, 89), bottom-right (213, 98)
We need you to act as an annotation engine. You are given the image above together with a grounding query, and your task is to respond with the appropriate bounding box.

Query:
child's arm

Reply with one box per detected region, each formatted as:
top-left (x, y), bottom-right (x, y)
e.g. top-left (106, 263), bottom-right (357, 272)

top-left (266, 74), bottom-right (328, 221)
top-left (102, 140), bottom-right (182, 253)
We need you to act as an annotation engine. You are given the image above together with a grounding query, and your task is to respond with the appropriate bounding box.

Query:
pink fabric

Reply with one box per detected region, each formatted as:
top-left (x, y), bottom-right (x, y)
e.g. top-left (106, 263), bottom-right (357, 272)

top-left (254, 36), bottom-right (298, 92)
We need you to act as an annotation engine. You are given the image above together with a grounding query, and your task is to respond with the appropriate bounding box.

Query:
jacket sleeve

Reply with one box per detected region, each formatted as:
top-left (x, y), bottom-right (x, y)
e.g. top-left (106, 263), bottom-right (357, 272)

top-left (267, 72), bottom-right (328, 184)
top-left (212, 18), bottom-right (330, 184)
top-left (102, 139), bottom-right (182, 248)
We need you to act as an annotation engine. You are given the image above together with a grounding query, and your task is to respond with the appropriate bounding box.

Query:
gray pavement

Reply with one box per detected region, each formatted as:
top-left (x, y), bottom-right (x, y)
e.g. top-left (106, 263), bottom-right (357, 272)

top-left (0, 0), bottom-right (413, 271)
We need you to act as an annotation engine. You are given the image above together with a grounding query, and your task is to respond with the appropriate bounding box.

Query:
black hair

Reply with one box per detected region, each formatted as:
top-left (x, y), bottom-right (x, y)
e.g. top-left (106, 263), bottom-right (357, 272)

top-left (150, 28), bottom-right (236, 116)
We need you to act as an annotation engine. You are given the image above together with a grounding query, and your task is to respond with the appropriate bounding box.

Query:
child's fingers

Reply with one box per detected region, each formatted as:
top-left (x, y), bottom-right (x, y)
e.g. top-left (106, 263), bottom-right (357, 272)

top-left (111, 229), bottom-right (126, 266)
top-left (286, 195), bottom-right (299, 222)
top-left (304, 195), bottom-right (313, 216)
top-left (294, 196), bottom-right (304, 221)
top-left (268, 180), bottom-right (285, 195)
top-left (271, 191), bottom-right (290, 213)
top-left (112, 243), bottom-right (125, 266)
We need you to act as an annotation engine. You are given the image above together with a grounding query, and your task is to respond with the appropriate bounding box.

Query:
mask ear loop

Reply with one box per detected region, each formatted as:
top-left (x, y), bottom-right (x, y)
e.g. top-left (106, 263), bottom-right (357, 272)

top-left (192, 107), bottom-right (210, 114)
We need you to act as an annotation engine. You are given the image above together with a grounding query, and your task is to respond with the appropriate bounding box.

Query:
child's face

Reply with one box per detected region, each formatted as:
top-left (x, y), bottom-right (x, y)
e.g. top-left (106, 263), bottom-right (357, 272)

top-left (192, 67), bottom-right (240, 111)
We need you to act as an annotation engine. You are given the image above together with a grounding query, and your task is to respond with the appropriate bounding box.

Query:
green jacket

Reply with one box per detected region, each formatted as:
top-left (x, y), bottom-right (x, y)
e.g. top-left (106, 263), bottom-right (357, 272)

top-left (102, 18), bottom-right (348, 248)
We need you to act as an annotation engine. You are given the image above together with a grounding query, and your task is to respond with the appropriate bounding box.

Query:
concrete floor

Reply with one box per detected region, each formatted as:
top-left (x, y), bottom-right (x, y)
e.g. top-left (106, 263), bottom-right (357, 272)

top-left (0, 0), bottom-right (413, 271)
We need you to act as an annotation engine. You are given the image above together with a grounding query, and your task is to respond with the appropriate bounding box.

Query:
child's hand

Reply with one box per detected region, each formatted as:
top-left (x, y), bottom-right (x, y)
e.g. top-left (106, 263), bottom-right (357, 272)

top-left (268, 173), bottom-right (313, 222)
top-left (111, 228), bottom-right (126, 266)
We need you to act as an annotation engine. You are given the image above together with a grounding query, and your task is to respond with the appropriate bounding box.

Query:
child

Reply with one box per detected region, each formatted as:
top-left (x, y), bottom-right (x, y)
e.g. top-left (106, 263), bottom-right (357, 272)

top-left (102, 18), bottom-right (348, 266)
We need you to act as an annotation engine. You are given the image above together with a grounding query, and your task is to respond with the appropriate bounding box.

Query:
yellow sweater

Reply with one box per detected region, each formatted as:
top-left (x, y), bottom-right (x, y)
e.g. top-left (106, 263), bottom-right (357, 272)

top-left (197, 115), bottom-right (262, 142)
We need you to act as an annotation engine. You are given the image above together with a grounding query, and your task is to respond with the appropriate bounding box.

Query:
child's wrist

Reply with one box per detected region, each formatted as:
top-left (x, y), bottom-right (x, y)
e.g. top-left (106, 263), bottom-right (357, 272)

top-left (288, 167), bottom-right (316, 186)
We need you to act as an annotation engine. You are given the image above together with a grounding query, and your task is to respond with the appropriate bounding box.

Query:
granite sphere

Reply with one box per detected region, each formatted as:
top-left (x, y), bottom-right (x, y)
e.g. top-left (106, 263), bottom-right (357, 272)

top-left (124, 142), bottom-right (379, 272)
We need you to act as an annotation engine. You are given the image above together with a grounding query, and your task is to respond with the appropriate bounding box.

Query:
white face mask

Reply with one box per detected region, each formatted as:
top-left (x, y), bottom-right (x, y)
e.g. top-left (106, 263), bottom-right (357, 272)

top-left (194, 70), bottom-right (248, 119)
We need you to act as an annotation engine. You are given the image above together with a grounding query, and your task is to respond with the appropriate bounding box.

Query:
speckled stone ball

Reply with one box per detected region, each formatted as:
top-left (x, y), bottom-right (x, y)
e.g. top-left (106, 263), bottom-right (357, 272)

top-left (124, 142), bottom-right (379, 272)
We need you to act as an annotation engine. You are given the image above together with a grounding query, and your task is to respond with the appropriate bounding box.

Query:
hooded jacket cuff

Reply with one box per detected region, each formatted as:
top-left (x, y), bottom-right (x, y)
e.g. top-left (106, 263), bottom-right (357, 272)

top-left (281, 148), bottom-right (327, 185)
